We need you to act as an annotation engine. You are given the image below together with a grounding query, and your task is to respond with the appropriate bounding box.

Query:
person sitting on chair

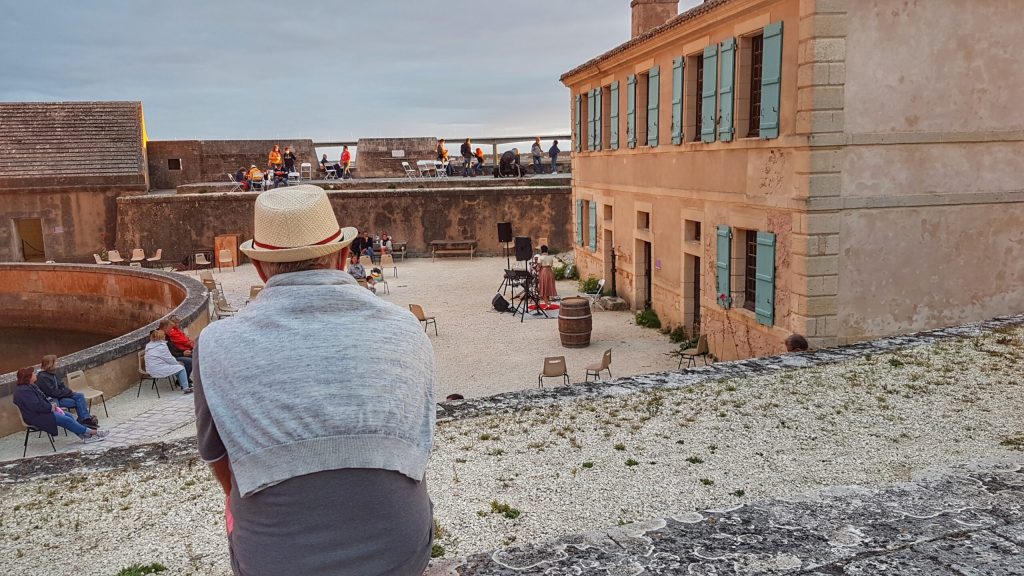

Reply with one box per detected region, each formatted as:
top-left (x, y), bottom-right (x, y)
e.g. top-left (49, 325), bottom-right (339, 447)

top-left (346, 254), bottom-right (375, 293)
top-left (320, 153), bottom-right (331, 175)
top-left (35, 354), bottom-right (99, 429)
top-left (235, 167), bottom-right (248, 191)
top-left (247, 165), bottom-right (264, 188)
top-left (161, 318), bottom-right (193, 379)
top-left (379, 233), bottom-right (394, 254)
top-left (145, 329), bottom-right (193, 394)
top-left (14, 367), bottom-right (107, 444)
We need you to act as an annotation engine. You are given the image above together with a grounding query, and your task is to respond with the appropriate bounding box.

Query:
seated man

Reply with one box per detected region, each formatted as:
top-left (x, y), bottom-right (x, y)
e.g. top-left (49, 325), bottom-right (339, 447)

top-left (247, 165), bottom-right (264, 187)
top-left (35, 354), bottom-right (99, 428)
top-left (346, 254), bottom-right (375, 293)
top-left (272, 167), bottom-right (289, 188)
top-left (160, 318), bottom-right (193, 378)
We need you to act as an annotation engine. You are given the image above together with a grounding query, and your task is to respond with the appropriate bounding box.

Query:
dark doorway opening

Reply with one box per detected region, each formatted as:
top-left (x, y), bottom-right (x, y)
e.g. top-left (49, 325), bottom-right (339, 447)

top-left (693, 256), bottom-right (702, 333)
top-left (642, 240), bottom-right (652, 309)
top-left (14, 218), bottom-right (45, 262)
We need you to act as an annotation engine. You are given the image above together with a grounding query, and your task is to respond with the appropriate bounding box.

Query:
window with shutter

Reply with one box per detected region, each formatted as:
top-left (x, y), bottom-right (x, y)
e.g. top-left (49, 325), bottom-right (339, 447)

top-left (754, 232), bottom-right (776, 325)
top-left (701, 45), bottom-right (719, 143)
top-left (759, 21), bottom-right (783, 139)
top-left (594, 88), bottom-right (603, 151)
top-left (626, 74), bottom-right (637, 149)
top-left (671, 57), bottom-right (684, 145)
top-left (718, 38), bottom-right (736, 142)
top-left (574, 95), bottom-right (582, 152)
top-left (715, 225), bottom-right (731, 308)
top-left (588, 202), bottom-right (598, 251)
top-left (610, 81), bottom-right (620, 150)
top-left (647, 66), bottom-right (660, 147)
top-left (587, 91), bottom-right (596, 151)
top-left (576, 199), bottom-right (584, 246)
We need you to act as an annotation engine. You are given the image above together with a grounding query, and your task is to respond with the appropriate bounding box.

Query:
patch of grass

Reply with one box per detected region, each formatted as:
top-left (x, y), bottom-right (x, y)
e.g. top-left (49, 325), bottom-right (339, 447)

top-left (116, 563), bottom-right (167, 576)
top-left (431, 544), bottom-right (446, 558)
top-left (700, 478), bottom-right (714, 486)
top-left (686, 456), bottom-right (704, 464)
top-left (732, 489), bottom-right (746, 497)
top-left (581, 461), bottom-right (594, 469)
top-left (490, 500), bottom-right (522, 519)
top-left (578, 276), bottom-right (601, 294)
top-left (625, 458), bottom-right (640, 466)
top-left (668, 325), bottom-right (690, 343)
top-left (479, 433), bottom-right (497, 441)
top-left (614, 442), bottom-right (626, 451)
top-left (888, 358), bottom-right (905, 368)
top-left (635, 307), bottom-right (661, 329)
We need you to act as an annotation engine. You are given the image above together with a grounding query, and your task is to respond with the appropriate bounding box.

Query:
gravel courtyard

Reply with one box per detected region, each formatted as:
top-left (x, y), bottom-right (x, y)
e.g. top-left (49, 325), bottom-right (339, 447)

top-left (1, 323), bottom-right (1021, 575)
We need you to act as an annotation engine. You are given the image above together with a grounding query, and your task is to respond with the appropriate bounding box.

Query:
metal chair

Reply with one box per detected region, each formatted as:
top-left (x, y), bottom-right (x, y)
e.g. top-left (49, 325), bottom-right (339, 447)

top-left (678, 334), bottom-right (710, 368)
top-left (585, 349), bottom-right (613, 382)
top-left (228, 173), bottom-right (242, 192)
top-left (538, 356), bottom-right (570, 388)
top-left (582, 278), bottom-right (606, 304)
top-left (137, 351), bottom-right (174, 398)
top-left (409, 304), bottom-right (437, 335)
top-left (17, 411), bottom-right (58, 458)
top-left (401, 162), bottom-right (418, 178)
top-left (300, 162), bottom-right (313, 180)
top-left (66, 370), bottom-right (108, 418)
top-left (325, 168), bottom-right (338, 180)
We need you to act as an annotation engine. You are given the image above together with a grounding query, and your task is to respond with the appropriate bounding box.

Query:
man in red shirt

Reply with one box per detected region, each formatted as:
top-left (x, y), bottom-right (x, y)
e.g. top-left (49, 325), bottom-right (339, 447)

top-left (167, 315), bottom-right (194, 357)
top-left (340, 145), bottom-right (352, 179)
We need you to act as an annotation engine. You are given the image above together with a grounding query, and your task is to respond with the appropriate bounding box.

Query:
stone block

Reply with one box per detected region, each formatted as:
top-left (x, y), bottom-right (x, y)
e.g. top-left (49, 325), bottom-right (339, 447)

top-left (790, 234), bottom-right (822, 256)
top-left (789, 310), bottom-right (818, 336)
top-left (809, 173), bottom-right (842, 196)
top-left (792, 254), bottom-right (839, 277)
top-left (810, 13), bottom-right (848, 37)
top-left (797, 63), bottom-right (831, 88)
top-left (810, 149), bottom-right (841, 173)
top-left (829, 62), bottom-right (846, 85)
top-left (807, 275), bottom-right (839, 296)
top-left (823, 234), bottom-right (840, 255)
top-left (797, 212), bottom-right (840, 235)
top-left (808, 38), bottom-right (846, 63)
top-left (596, 296), bottom-right (629, 311)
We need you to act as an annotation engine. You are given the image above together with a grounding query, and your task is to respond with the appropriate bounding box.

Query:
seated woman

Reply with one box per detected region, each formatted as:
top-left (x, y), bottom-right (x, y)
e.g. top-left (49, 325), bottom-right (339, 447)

top-left (145, 329), bottom-right (193, 394)
top-left (35, 354), bottom-right (98, 428)
top-left (234, 167), bottom-right (248, 190)
top-left (159, 319), bottom-right (192, 378)
top-left (13, 367), bottom-right (107, 444)
top-left (379, 233), bottom-right (394, 254)
top-left (346, 254), bottom-right (376, 293)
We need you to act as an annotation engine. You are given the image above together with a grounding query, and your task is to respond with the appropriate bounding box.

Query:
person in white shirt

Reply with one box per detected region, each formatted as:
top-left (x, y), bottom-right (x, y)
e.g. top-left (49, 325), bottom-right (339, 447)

top-left (144, 329), bottom-right (192, 394)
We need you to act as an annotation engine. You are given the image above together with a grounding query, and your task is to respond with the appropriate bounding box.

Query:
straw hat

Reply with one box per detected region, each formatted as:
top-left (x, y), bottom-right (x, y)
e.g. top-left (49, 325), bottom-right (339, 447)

top-left (239, 185), bottom-right (357, 263)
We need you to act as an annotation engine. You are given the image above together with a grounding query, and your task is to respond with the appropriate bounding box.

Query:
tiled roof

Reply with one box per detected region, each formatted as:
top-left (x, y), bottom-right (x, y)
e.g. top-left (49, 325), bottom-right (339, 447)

top-left (0, 101), bottom-right (145, 179)
top-left (560, 0), bottom-right (735, 82)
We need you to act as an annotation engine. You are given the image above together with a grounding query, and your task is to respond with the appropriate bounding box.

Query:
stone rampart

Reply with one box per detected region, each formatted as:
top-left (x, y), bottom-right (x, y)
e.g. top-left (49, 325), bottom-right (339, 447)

top-left (116, 184), bottom-right (573, 264)
top-left (146, 139), bottom-right (318, 190)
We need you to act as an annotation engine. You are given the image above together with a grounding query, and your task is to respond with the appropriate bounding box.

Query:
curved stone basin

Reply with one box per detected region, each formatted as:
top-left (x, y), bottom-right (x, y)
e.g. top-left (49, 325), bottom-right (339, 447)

top-left (0, 264), bottom-right (209, 438)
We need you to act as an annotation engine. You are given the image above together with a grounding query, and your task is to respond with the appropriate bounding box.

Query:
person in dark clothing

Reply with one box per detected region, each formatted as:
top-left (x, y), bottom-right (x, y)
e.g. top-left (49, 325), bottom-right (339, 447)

top-left (549, 140), bottom-right (560, 174)
top-left (460, 138), bottom-right (473, 177)
top-left (283, 147), bottom-right (297, 172)
top-left (13, 367), bottom-right (107, 444)
top-left (35, 354), bottom-right (98, 428)
top-left (349, 231), bottom-right (368, 258)
top-left (234, 167), bottom-right (248, 190)
top-left (496, 149), bottom-right (524, 177)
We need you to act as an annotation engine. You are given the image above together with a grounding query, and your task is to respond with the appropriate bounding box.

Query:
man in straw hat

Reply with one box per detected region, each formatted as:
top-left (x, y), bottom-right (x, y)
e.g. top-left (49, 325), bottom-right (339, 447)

top-left (193, 185), bottom-right (436, 575)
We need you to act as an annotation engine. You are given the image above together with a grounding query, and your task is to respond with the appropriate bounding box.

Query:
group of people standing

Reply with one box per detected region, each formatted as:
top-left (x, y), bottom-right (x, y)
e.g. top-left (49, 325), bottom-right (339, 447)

top-left (235, 144), bottom-right (300, 191)
top-left (436, 137), bottom-right (560, 177)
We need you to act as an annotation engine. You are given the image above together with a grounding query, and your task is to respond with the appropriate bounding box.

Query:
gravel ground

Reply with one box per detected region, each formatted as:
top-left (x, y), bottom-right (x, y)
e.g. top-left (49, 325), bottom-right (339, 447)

top-left (1, 326), bottom-right (1021, 575)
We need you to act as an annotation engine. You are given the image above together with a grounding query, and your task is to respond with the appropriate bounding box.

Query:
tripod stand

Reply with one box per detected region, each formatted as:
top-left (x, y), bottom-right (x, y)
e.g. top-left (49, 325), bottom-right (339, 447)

top-left (512, 272), bottom-right (548, 322)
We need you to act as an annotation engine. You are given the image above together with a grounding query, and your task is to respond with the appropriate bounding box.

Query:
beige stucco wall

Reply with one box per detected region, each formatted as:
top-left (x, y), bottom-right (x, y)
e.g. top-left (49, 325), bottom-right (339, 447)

top-left (567, 0), bottom-right (808, 360)
top-left (833, 0), bottom-right (1024, 342)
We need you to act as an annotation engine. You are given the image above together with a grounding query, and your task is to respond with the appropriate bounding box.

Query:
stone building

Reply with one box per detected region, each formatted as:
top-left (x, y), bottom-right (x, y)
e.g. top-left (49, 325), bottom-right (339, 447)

top-left (562, 0), bottom-right (1024, 359)
top-left (0, 102), bottom-right (149, 263)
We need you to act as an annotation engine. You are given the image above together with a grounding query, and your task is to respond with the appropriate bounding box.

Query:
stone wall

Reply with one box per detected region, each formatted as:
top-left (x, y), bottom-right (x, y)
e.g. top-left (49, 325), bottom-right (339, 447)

top-left (116, 184), bottom-right (573, 264)
top-left (0, 264), bottom-right (209, 438)
top-left (355, 137), bottom-right (438, 178)
top-left (146, 139), bottom-right (318, 190)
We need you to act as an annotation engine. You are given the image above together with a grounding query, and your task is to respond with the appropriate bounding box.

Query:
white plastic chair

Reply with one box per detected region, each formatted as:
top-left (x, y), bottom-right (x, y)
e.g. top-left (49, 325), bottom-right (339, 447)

top-left (325, 168), bottom-right (338, 180)
top-left (300, 162), bottom-right (312, 180)
top-left (582, 279), bottom-right (606, 303)
top-left (67, 370), bottom-right (108, 418)
top-left (146, 249), bottom-right (163, 266)
top-left (130, 249), bottom-right (146, 264)
top-left (402, 162), bottom-right (418, 178)
top-left (218, 249), bottom-right (234, 272)
top-left (434, 160), bottom-right (449, 179)
top-left (288, 171), bottom-right (301, 183)
top-left (93, 254), bottom-right (111, 265)
top-left (107, 250), bottom-right (126, 264)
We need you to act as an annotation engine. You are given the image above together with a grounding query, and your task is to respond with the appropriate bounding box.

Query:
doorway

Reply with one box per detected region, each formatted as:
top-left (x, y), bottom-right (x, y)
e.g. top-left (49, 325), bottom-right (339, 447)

top-left (692, 256), bottom-right (701, 333)
top-left (635, 239), bottom-right (652, 309)
top-left (14, 218), bottom-right (45, 262)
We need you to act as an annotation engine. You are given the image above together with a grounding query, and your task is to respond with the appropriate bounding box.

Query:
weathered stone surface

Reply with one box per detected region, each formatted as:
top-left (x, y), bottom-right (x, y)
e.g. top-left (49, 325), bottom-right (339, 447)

top-left (146, 139), bottom-right (318, 190)
top-left (596, 296), bottom-right (629, 311)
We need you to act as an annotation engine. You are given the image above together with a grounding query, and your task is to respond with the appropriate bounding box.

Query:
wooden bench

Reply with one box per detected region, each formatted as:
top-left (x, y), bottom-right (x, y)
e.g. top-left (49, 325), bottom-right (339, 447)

top-left (431, 239), bottom-right (477, 262)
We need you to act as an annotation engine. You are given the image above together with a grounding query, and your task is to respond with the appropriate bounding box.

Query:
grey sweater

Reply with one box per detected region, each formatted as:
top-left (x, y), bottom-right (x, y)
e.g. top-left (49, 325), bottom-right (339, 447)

top-left (196, 269), bottom-right (436, 497)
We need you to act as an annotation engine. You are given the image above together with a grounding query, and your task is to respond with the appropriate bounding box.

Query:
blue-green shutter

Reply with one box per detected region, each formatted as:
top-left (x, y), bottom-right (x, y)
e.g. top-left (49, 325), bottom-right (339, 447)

top-left (587, 91), bottom-right (595, 151)
top-left (577, 94), bottom-right (585, 152)
top-left (754, 232), bottom-right (776, 325)
top-left (588, 202), bottom-right (597, 251)
top-left (647, 66), bottom-right (660, 147)
top-left (575, 199), bottom-right (584, 246)
top-left (715, 225), bottom-right (731, 308)
top-left (609, 81), bottom-right (620, 150)
top-left (701, 45), bottom-right (719, 143)
top-left (594, 88), bottom-right (603, 150)
top-left (760, 21), bottom-right (784, 139)
top-left (718, 38), bottom-right (736, 142)
top-left (671, 57), bottom-right (684, 145)
top-left (626, 74), bottom-right (637, 149)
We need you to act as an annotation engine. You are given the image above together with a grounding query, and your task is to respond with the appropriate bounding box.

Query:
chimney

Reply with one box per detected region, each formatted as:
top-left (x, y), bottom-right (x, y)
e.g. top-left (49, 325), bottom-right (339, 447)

top-left (631, 0), bottom-right (679, 38)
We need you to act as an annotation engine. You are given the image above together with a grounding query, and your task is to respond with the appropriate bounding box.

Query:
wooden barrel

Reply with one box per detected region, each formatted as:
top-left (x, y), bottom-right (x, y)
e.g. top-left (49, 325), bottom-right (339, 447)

top-left (559, 297), bottom-right (593, 348)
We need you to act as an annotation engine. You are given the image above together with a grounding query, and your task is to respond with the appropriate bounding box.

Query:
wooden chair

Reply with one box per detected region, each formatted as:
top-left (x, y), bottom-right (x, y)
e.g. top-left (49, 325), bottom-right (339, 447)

top-left (17, 410), bottom-right (58, 458)
top-left (218, 249), bottom-right (234, 272)
top-left (585, 349), bottom-right (613, 382)
top-left (409, 304), bottom-right (437, 335)
top-left (678, 334), bottom-right (710, 368)
top-left (137, 351), bottom-right (174, 398)
top-left (538, 356), bottom-right (569, 388)
top-left (66, 370), bottom-right (108, 418)
top-left (146, 248), bottom-right (163, 267)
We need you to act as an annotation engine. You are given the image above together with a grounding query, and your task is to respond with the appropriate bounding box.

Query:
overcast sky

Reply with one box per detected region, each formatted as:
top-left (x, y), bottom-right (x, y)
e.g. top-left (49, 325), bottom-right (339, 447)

top-left (1, 0), bottom-right (700, 143)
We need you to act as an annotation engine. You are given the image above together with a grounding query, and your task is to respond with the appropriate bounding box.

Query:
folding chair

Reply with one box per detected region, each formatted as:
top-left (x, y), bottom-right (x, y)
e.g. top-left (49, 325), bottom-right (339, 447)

top-left (325, 168), bottom-right (338, 180)
top-left (678, 334), bottom-right (710, 368)
top-left (228, 173), bottom-right (242, 192)
top-left (434, 160), bottom-right (449, 179)
top-left (582, 279), bottom-right (606, 304)
top-left (300, 162), bottom-right (313, 180)
top-left (402, 162), bottom-right (418, 178)
top-left (538, 356), bottom-right (570, 388)
top-left (585, 349), bottom-right (613, 382)
top-left (67, 370), bottom-right (108, 418)
top-left (409, 304), bottom-right (437, 335)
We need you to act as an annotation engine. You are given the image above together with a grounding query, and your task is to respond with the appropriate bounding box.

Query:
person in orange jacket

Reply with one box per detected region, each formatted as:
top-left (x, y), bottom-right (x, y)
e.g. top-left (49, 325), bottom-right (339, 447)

top-left (268, 144), bottom-right (283, 169)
